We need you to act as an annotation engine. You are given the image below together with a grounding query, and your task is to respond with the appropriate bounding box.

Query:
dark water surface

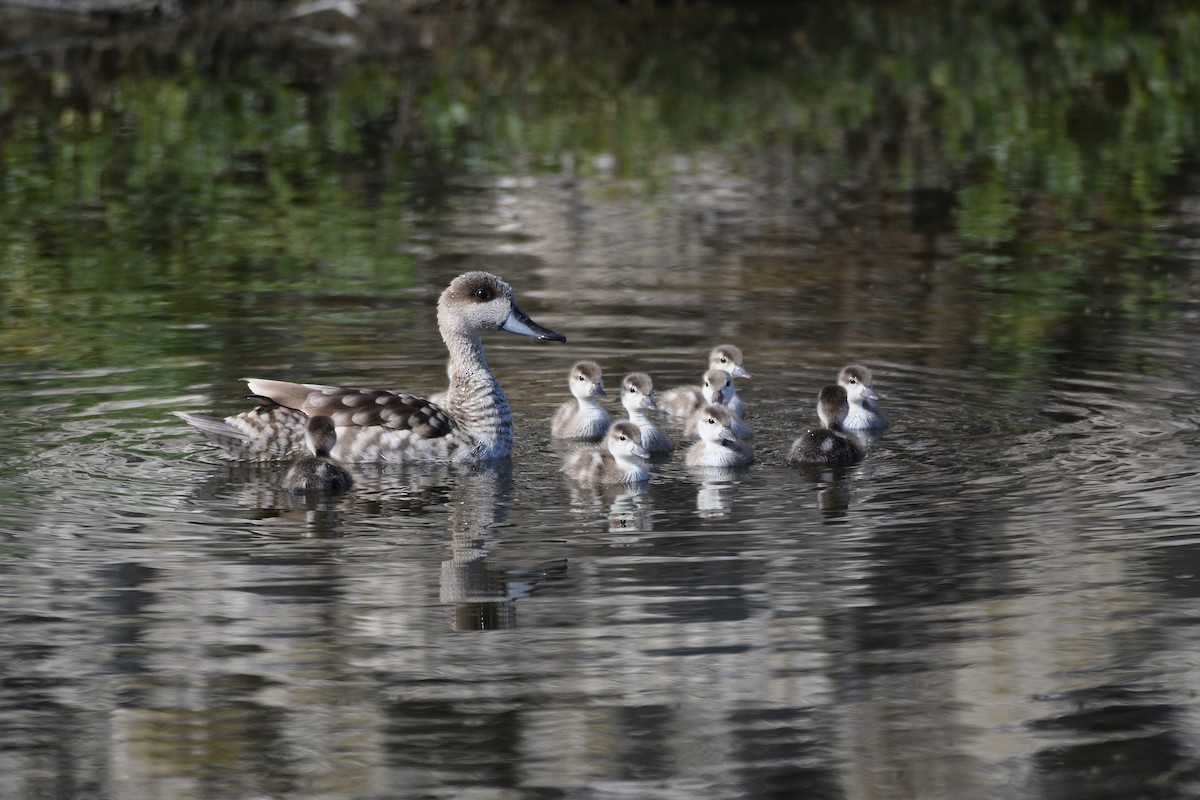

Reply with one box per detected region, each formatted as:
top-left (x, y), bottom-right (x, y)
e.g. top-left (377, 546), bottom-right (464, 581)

top-left (3, 3), bottom-right (1200, 799)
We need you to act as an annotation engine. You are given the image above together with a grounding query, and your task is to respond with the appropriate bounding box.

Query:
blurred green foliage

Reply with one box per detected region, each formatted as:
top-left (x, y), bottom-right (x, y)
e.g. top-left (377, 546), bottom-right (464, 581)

top-left (0, 0), bottom-right (1196, 374)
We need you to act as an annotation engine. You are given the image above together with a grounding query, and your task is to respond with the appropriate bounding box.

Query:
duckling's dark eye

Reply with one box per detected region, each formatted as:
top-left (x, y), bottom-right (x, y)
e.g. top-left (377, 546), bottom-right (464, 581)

top-left (577, 374), bottom-right (587, 381)
top-left (473, 287), bottom-right (494, 301)
top-left (618, 434), bottom-right (628, 441)
top-left (848, 377), bottom-right (858, 384)
top-left (720, 357), bottom-right (729, 364)
top-left (708, 417), bottom-right (716, 424)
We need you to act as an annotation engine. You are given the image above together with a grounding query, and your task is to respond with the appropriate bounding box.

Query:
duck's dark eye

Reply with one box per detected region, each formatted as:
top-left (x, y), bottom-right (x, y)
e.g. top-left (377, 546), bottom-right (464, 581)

top-left (720, 357), bottom-right (729, 364)
top-left (473, 286), bottom-right (494, 301)
top-left (577, 374), bottom-right (587, 381)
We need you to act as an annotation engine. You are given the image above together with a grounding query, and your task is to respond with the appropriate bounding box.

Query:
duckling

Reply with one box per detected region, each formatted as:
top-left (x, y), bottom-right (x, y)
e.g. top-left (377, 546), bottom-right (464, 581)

top-left (619, 372), bottom-right (673, 455)
top-left (560, 420), bottom-right (651, 484)
top-left (839, 364), bottom-right (888, 430)
top-left (787, 384), bottom-right (866, 467)
top-left (682, 369), bottom-right (753, 440)
top-left (174, 271), bottom-right (566, 463)
top-left (660, 344), bottom-right (752, 419)
top-left (282, 415), bottom-right (354, 494)
top-left (685, 404), bottom-right (754, 468)
top-left (551, 360), bottom-right (611, 440)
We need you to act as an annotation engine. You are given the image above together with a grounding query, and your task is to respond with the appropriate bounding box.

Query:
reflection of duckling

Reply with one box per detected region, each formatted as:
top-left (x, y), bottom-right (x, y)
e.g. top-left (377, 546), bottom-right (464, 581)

top-left (683, 369), bottom-right (752, 440)
top-left (561, 420), bottom-right (650, 484)
top-left (787, 385), bottom-right (866, 467)
top-left (660, 344), bottom-right (752, 419)
top-left (620, 372), bottom-right (673, 455)
top-left (839, 364), bottom-right (888, 430)
top-left (684, 404), bottom-right (754, 468)
top-left (551, 360), bottom-right (611, 441)
top-left (282, 416), bottom-right (354, 494)
top-left (174, 271), bottom-right (567, 462)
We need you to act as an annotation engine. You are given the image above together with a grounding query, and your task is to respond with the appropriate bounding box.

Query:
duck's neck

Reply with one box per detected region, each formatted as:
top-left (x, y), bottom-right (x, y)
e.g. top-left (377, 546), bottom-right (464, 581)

top-left (443, 333), bottom-right (512, 454)
top-left (611, 452), bottom-right (646, 480)
top-left (625, 406), bottom-right (651, 426)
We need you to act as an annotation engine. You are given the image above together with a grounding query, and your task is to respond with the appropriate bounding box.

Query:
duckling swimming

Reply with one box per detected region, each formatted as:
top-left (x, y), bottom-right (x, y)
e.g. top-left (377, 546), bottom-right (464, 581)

top-left (282, 415), bottom-right (354, 494)
top-left (551, 360), bottom-right (611, 440)
top-left (787, 384), bottom-right (866, 467)
top-left (685, 404), bottom-right (754, 468)
top-left (619, 372), bottom-right (673, 455)
top-left (839, 364), bottom-right (888, 430)
top-left (682, 369), bottom-right (752, 440)
top-left (560, 420), bottom-right (651, 484)
top-left (660, 344), bottom-right (752, 420)
top-left (174, 271), bottom-right (566, 463)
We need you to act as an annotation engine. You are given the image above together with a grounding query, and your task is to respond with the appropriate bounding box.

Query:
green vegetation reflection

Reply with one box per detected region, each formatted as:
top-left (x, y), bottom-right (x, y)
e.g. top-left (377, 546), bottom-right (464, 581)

top-left (0, 0), bottom-right (1196, 376)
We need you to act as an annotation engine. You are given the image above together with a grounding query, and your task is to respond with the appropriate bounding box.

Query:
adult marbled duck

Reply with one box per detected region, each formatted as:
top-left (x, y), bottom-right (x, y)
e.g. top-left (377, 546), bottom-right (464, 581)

top-left (684, 404), bottom-right (754, 468)
top-left (560, 420), bottom-right (651, 484)
top-left (174, 271), bottom-right (566, 463)
top-left (787, 384), bottom-right (866, 467)
top-left (660, 344), bottom-right (752, 420)
top-left (282, 415), bottom-right (354, 494)
top-left (550, 360), bottom-right (611, 441)
top-left (619, 372), bottom-right (673, 455)
top-left (838, 364), bottom-right (888, 430)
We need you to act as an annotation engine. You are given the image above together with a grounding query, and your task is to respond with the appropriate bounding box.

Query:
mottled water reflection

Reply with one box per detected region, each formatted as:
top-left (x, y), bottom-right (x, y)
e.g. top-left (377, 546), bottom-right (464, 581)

top-left (3, 1), bottom-right (1200, 799)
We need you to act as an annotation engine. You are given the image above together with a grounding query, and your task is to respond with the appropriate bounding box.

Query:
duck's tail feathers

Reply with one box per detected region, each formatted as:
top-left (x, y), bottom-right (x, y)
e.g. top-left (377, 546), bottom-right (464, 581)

top-left (173, 408), bottom-right (306, 461)
top-left (173, 411), bottom-right (250, 445)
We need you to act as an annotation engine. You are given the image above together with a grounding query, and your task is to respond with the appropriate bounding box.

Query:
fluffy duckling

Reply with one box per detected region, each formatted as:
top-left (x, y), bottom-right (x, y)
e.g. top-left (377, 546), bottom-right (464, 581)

top-left (659, 344), bottom-right (752, 420)
top-left (839, 364), bottom-right (888, 430)
top-left (560, 420), bottom-right (651, 484)
top-left (787, 384), bottom-right (866, 467)
top-left (551, 360), bottom-right (611, 440)
top-left (174, 271), bottom-right (566, 463)
top-left (620, 372), bottom-right (673, 455)
top-left (282, 415), bottom-right (354, 494)
top-left (685, 404), bottom-right (754, 468)
top-left (682, 369), bottom-right (752, 440)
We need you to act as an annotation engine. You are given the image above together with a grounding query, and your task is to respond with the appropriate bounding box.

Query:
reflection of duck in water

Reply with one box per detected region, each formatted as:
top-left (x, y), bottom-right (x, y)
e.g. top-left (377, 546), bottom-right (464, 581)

top-left (787, 385), bottom-right (866, 467)
top-left (174, 271), bottom-right (566, 462)
top-left (551, 360), bottom-right (611, 441)
top-left (685, 404), bottom-right (754, 468)
top-left (560, 421), bottom-right (651, 484)
top-left (439, 464), bottom-right (569, 631)
top-left (282, 415), bottom-right (353, 495)
top-left (660, 344), bottom-right (752, 420)
top-left (839, 364), bottom-right (888, 430)
top-left (619, 372), bottom-right (673, 455)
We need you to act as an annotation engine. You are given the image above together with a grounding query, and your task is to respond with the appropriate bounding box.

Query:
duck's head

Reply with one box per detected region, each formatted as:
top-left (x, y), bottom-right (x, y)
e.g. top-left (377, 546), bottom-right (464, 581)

top-left (710, 344), bottom-right (751, 379)
top-left (696, 403), bottom-right (736, 444)
top-left (621, 372), bottom-right (657, 412)
top-left (607, 420), bottom-right (650, 460)
top-left (305, 414), bottom-right (339, 457)
top-left (438, 272), bottom-right (566, 342)
top-left (568, 360), bottom-right (606, 399)
top-left (701, 368), bottom-right (734, 405)
top-left (817, 384), bottom-right (851, 430)
top-left (838, 364), bottom-right (879, 402)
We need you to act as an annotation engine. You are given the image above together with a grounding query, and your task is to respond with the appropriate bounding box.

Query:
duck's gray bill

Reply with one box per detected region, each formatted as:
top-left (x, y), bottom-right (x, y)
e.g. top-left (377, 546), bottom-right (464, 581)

top-left (503, 307), bottom-right (567, 342)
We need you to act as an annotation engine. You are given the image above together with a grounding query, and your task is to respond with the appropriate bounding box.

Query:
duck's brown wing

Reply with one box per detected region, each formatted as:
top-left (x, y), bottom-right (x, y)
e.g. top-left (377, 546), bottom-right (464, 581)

top-left (244, 378), bottom-right (455, 438)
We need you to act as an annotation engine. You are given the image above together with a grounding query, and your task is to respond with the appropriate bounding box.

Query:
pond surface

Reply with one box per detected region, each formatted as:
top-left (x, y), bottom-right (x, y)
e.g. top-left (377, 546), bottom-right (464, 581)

top-left (3, 3), bottom-right (1200, 799)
